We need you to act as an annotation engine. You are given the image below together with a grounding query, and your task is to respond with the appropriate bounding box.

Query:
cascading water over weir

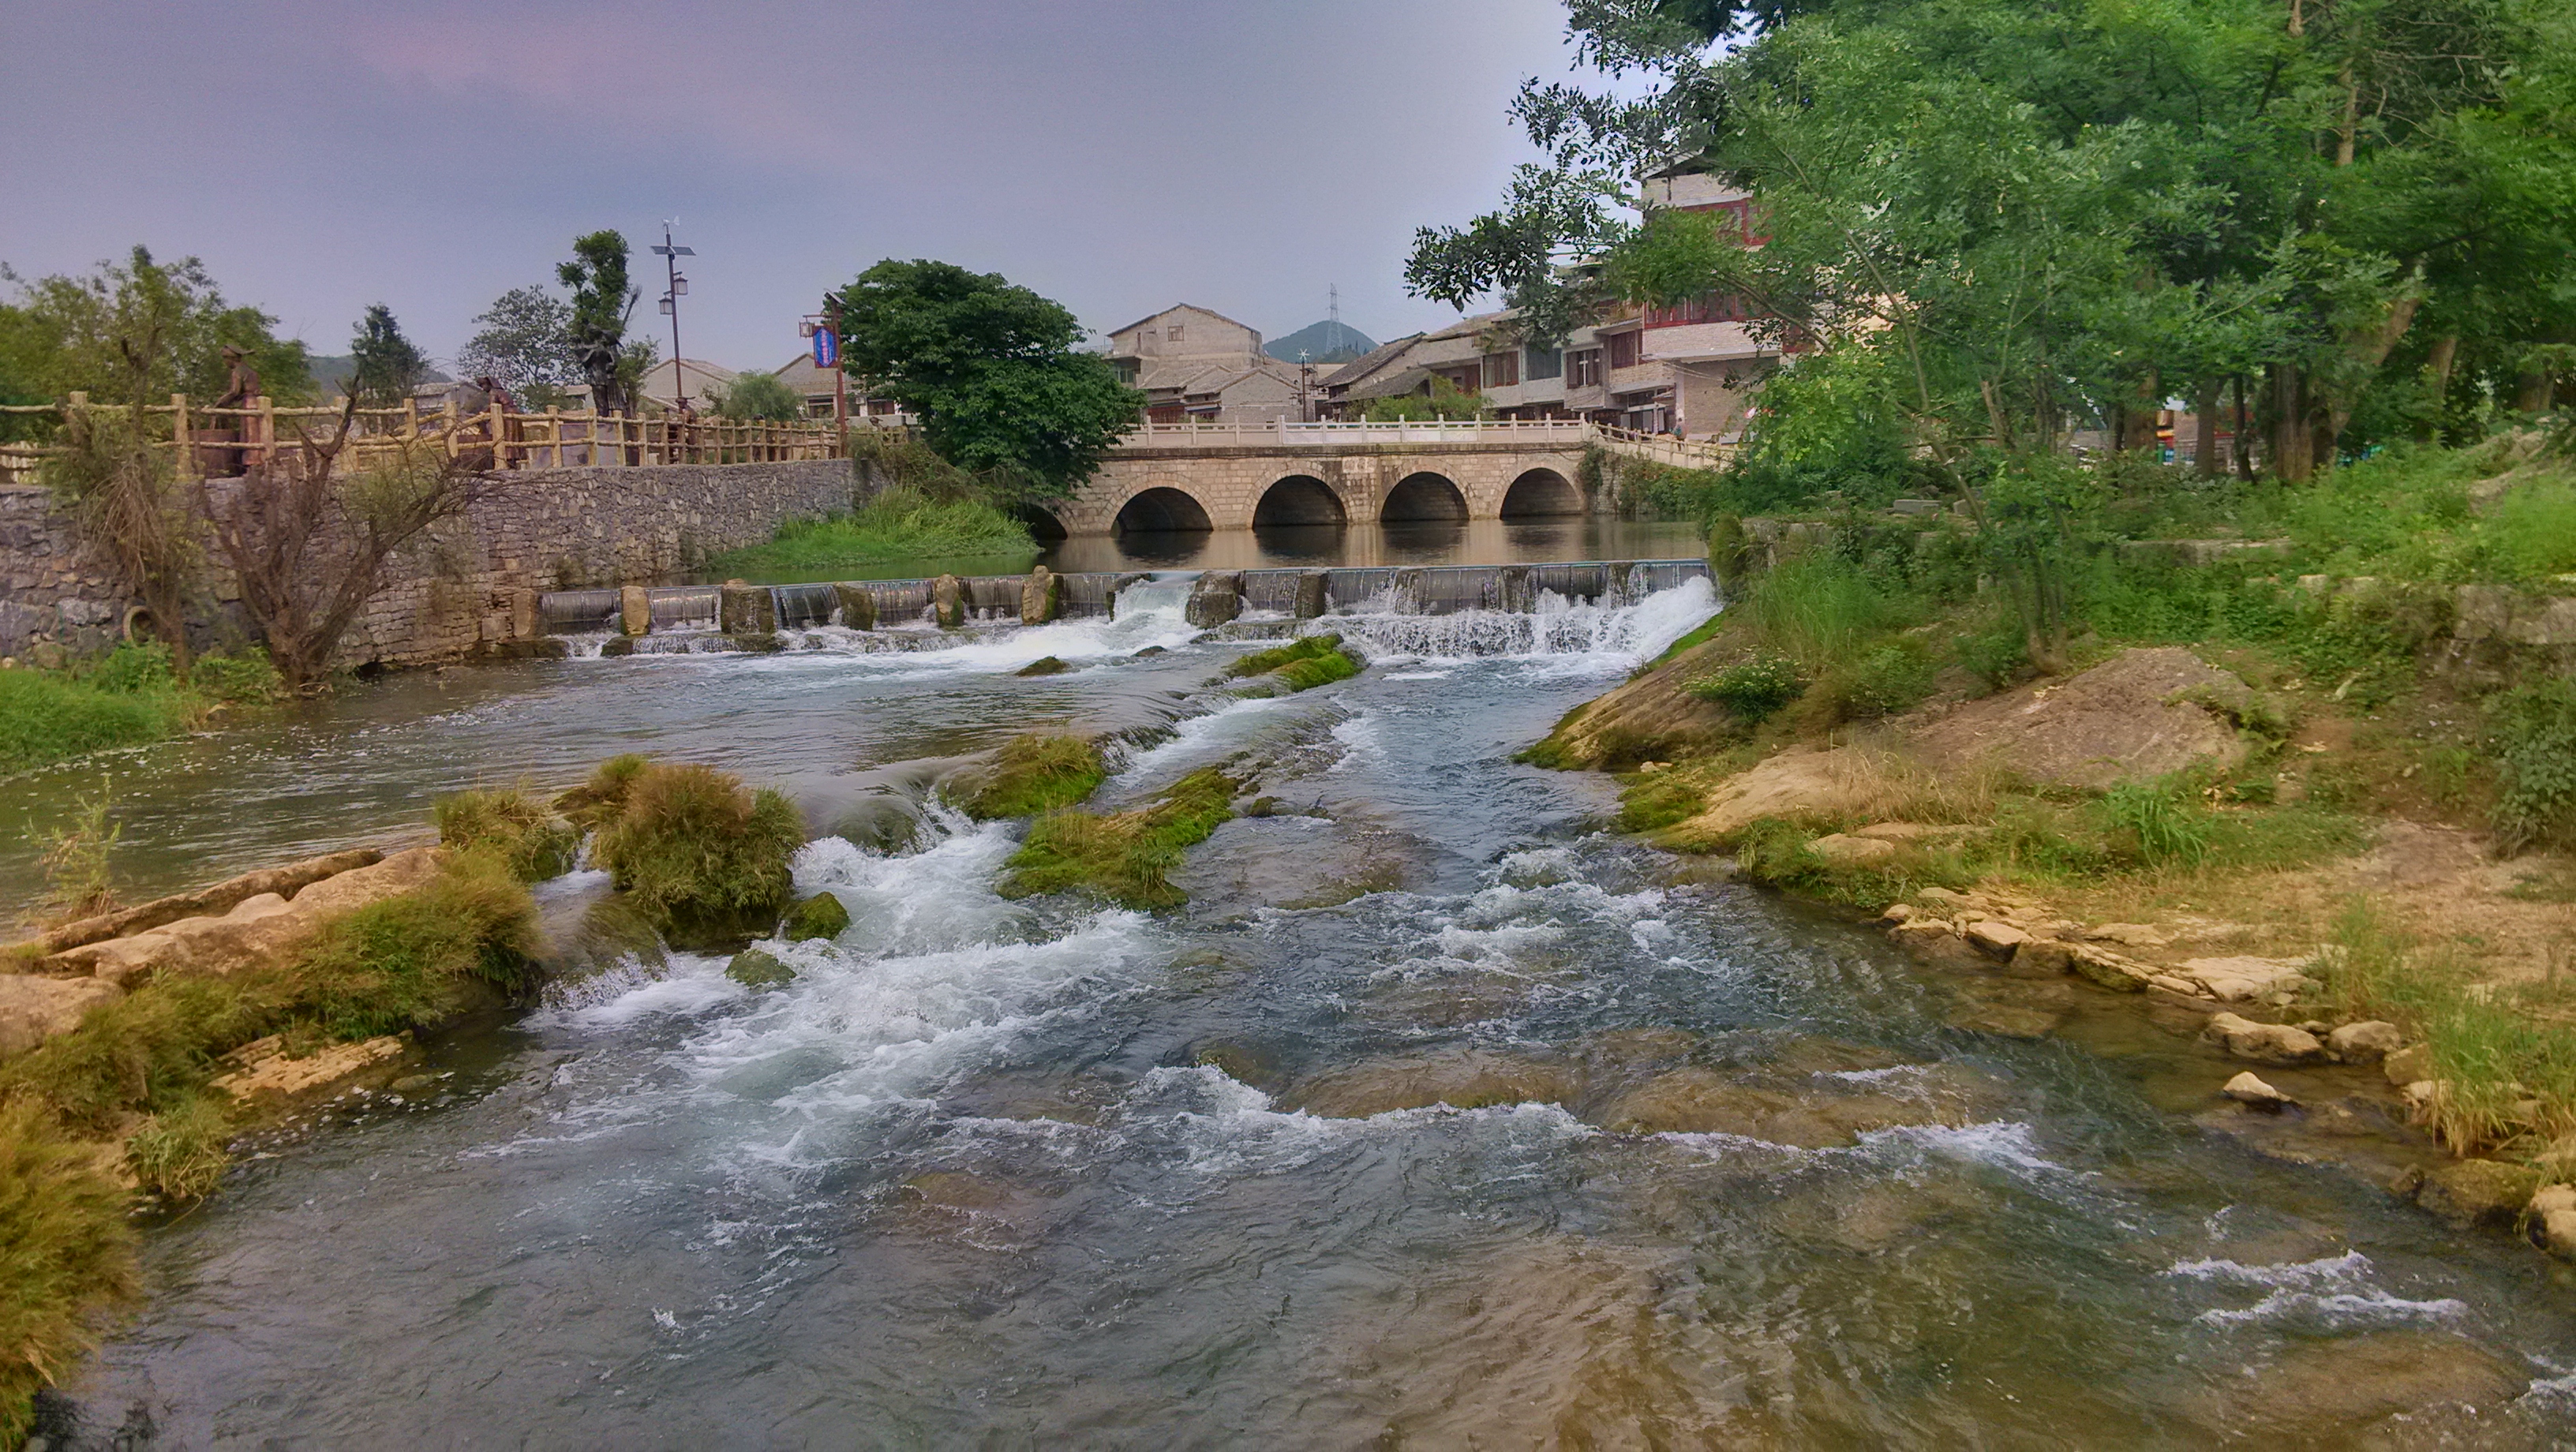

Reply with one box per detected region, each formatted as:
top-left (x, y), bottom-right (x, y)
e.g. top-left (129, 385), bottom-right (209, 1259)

top-left (533, 559), bottom-right (1718, 658)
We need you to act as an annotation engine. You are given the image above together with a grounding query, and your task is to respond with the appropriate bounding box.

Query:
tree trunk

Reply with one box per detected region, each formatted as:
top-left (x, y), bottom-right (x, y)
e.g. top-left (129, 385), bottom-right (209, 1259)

top-left (2267, 364), bottom-right (2312, 482)
top-left (2194, 381), bottom-right (2221, 477)
top-left (2233, 375), bottom-right (2256, 481)
top-left (2320, 291), bottom-right (2424, 457)
top-left (2417, 334), bottom-right (2458, 442)
top-left (2517, 369), bottom-right (2557, 414)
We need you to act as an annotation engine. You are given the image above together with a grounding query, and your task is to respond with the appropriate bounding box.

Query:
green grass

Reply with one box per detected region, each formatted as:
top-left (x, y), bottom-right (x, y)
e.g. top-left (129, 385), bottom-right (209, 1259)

top-left (586, 762), bottom-right (805, 943)
top-left (1002, 767), bottom-right (1239, 908)
top-left (0, 642), bottom-right (279, 776)
top-left (0, 845), bottom-right (538, 1436)
top-left (435, 788), bottom-right (578, 881)
top-left (2303, 899), bottom-right (2576, 1158)
top-left (956, 734), bottom-right (1107, 820)
top-left (0, 1099), bottom-right (138, 1447)
top-left (704, 485), bottom-right (1035, 578)
top-left (1223, 634), bottom-right (1344, 679)
top-left (1276, 649), bottom-right (1359, 690)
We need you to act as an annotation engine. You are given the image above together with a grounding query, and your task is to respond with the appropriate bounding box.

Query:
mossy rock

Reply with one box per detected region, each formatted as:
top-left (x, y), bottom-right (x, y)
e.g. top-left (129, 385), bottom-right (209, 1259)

top-left (1016, 656), bottom-right (1073, 677)
top-left (1222, 632), bottom-right (1344, 680)
top-left (726, 949), bottom-right (796, 990)
top-left (782, 891), bottom-right (850, 942)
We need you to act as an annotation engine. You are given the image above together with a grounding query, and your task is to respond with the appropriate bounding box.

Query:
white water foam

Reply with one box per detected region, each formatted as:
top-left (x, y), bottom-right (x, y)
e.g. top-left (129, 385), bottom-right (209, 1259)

top-left (2164, 1251), bottom-right (2469, 1329)
top-left (1316, 576), bottom-right (1719, 664)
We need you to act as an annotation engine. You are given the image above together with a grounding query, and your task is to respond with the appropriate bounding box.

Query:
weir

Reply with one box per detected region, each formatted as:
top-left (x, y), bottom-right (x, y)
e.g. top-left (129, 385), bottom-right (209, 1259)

top-left (538, 558), bottom-right (1714, 649)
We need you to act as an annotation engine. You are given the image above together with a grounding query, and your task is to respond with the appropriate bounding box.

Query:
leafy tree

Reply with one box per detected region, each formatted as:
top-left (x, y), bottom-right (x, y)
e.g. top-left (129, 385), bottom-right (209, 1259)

top-left (711, 371), bottom-right (803, 421)
top-left (832, 260), bottom-right (1143, 498)
top-left (0, 246), bottom-right (312, 406)
top-left (556, 231), bottom-right (646, 416)
top-left (347, 303), bottom-right (429, 406)
top-left (455, 286), bottom-right (580, 408)
top-left (1359, 378), bottom-right (1490, 421)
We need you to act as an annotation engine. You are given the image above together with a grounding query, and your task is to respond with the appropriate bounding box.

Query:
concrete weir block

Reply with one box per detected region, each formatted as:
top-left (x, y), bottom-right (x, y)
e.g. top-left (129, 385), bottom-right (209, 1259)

top-left (932, 574), bottom-right (965, 630)
top-left (619, 585), bottom-right (651, 636)
top-left (718, 583), bottom-right (776, 634)
top-left (1186, 571), bottom-right (1244, 628)
top-left (1291, 571), bottom-right (1328, 620)
top-left (1021, 567), bottom-right (1063, 626)
top-left (833, 582), bottom-right (877, 631)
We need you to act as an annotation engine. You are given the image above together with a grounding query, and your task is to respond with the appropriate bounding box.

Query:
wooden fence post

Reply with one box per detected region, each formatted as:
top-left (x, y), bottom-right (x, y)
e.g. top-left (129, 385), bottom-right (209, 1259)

top-left (255, 395), bottom-right (275, 468)
top-left (443, 399), bottom-right (460, 462)
top-left (170, 393), bottom-right (193, 481)
top-left (546, 406), bottom-right (563, 469)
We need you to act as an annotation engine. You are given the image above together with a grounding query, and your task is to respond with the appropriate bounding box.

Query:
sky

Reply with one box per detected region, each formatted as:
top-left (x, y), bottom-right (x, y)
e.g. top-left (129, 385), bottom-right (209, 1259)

top-left (1, 0), bottom-right (1591, 373)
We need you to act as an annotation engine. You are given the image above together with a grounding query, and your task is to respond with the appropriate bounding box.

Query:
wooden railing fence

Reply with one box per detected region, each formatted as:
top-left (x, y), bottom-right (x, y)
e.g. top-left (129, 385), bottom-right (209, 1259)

top-left (0, 392), bottom-right (847, 486)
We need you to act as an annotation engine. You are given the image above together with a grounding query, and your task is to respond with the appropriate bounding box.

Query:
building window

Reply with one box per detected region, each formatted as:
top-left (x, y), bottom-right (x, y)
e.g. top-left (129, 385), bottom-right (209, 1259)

top-left (1525, 346), bottom-right (1562, 381)
top-left (1606, 331), bottom-right (1640, 370)
top-left (1567, 349), bottom-right (1601, 387)
top-left (1167, 324), bottom-right (1185, 342)
top-left (1481, 351), bottom-right (1520, 387)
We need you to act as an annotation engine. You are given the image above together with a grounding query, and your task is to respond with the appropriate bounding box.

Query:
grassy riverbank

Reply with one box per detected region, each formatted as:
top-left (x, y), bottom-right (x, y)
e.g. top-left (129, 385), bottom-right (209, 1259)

top-left (703, 485), bottom-right (1036, 580)
top-left (1543, 435), bottom-right (2576, 1173)
top-left (0, 643), bottom-right (279, 777)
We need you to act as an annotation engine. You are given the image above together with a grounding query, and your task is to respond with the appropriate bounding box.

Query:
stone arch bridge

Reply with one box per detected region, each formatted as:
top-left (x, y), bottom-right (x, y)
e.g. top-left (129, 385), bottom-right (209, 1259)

top-left (1042, 421), bottom-right (1623, 537)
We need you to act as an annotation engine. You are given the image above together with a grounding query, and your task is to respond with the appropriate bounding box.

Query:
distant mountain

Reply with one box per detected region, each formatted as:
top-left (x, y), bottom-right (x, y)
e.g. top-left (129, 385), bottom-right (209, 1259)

top-left (1264, 320), bottom-right (1375, 365)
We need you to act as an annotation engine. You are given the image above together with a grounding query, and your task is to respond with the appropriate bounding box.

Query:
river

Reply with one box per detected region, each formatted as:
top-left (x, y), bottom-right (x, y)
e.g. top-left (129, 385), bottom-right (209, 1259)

top-left (24, 578), bottom-right (2576, 1446)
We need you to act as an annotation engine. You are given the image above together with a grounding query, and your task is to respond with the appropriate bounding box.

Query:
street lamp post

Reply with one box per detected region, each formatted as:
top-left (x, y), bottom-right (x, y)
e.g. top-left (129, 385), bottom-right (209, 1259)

top-left (651, 222), bottom-right (695, 410)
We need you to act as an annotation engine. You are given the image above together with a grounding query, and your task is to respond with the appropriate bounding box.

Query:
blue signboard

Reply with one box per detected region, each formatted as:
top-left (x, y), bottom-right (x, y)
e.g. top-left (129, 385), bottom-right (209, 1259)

top-left (812, 327), bottom-right (839, 369)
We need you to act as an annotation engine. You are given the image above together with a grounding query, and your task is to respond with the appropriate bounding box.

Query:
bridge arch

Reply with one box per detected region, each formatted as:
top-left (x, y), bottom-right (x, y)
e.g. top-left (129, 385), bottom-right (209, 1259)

top-left (1253, 474), bottom-right (1348, 527)
top-left (1381, 472), bottom-right (1469, 523)
top-left (1500, 467), bottom-right (1585, 519)
top-left (1114, 486), bottom-right (1214, 535)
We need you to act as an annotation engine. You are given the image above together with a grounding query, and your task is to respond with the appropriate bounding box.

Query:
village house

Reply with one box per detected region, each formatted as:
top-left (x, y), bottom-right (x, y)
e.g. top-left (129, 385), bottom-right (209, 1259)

top-left (1317, 167), bottom-right (1777, 440)
top-left (1105, 305), bottom-right (1309, 424)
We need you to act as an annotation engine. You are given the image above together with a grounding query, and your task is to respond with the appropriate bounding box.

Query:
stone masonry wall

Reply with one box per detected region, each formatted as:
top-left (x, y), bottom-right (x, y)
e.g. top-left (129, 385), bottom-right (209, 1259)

top-left (0, 458), bottom-right (862, 668)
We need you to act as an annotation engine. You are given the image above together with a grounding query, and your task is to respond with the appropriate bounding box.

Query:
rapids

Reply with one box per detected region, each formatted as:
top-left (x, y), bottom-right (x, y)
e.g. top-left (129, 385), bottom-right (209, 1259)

top-left (23, 578), bottom-right (2576, 1446)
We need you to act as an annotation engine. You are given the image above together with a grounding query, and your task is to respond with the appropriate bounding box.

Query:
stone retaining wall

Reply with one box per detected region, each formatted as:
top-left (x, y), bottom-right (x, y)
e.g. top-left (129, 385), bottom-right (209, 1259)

top-left (0, 458), bottom-right (861, 668)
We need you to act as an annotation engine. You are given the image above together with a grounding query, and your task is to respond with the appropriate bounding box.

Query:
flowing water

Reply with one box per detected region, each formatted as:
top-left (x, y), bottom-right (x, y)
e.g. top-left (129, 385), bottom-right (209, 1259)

top-left (24, 579), bottom-right (2576, 1446)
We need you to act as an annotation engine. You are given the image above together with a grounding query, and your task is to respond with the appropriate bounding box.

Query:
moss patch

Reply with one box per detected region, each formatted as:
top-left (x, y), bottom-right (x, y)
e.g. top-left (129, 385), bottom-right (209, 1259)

top-left (957, 734), bottom-right (1108, 820)
top-left (1277, 649), bottom-right (1360, 691)
top-left (1002, 767), bottom-right (1240, 909)
top-left (726, 949), bottom-right (796, 990)
top-left (782, 891), bottom-right (849, 942)
top-left (1224, 633), bottom-right (1343, 679)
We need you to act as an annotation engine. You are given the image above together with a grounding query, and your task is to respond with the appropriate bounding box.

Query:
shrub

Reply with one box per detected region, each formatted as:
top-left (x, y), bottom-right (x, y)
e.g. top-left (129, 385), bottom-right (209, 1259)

top-left (1739, 553), bottom-right (1918, 662)
top-left (189, 651), bottom-right (283, 705)
top-left (0, 1100), bottom-right (139, 1447)
top-left (554, 753), bottom-right (650, 833)
top-left (86, 641), bottom-right (174, 694)
top-left (435, 788), bottom-right (578, 881)
top-left (1687, 657), bottom-right (1804, 722)
top-left (1003, 767), bottom-right (1237, 908)
top-left (1831, 642), bottom-right (1937, 720)
top-left (957, 734), bottom-right (1106, 819)
top-left (2489, 679), bottom-right (2576, 852)
top-left (33, 778), bottom-right (119, 924)
top-left (589, 762), bottom-right (804, 941)
top-left (123, 1092), bottom-right (231, 1203)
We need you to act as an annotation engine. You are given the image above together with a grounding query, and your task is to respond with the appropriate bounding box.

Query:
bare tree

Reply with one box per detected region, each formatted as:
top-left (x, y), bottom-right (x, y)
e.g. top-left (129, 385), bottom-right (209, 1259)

top-left (197, 398), bottom-right (496, 690)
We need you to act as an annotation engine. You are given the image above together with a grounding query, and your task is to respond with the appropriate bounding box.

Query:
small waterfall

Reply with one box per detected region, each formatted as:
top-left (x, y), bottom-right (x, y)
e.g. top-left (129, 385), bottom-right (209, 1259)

top-left (773, 583), bottom-right (839, 630)
top-left (650, 588), bottom-right (720, 633)
top-left (538, 589), bottom-right (620, 635)
top-left (1312, 575), bottom-right (1720, 660)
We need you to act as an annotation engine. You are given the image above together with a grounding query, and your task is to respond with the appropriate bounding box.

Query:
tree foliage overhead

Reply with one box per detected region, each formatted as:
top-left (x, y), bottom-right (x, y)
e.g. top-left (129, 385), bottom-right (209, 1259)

top-left (711, 371), bottom-right (803, 422)
top-left (347, 303), bottom-right (429, 407)
top-left (832, 260), bottom-right (1144, 499)
top-left (0, 246), bottom-right (313, 409)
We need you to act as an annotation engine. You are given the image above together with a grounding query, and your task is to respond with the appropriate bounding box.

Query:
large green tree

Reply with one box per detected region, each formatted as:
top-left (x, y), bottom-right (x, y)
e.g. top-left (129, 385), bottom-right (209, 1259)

top-left (832, 260), bottom-right (1143, 498)
top-left (347, 303), bottom-right (429, 406)
top-left (455, 285), bottom-right (581, 407)
top-left (0, 246), bottom-right (313, 407)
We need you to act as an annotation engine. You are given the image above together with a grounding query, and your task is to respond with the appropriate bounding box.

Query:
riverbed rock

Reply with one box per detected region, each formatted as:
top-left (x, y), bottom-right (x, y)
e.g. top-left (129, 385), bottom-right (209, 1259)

top-left (1014, 655), bottom-right (1072, 677)
top-left (2087, 922), bottom-right (2172, 949)
top-left (2541, 1209), bottom-right (2576, 1260)
top-left (2178, 1330), bottom-right (2523, 1441)
top-left (1803, 833), bottom-right (1896, 864)
top-left (932, 574), bottom-right (964, 629)
top-left (1674, 747), bottom-right (1865, 840)
top-left (19, 846), bottom-right (383, 955)
top-left (1020, 567), bottom-right (1063, 626)
top-left (2383, 1043), bottom-right (2436, 1086)
top-left (2004, 937), bottom-right (2076, 980)
top-left (1889, 919), bottom-right (1985, 971)
top-left (726, 949), bottom-right (796, 990)
top-left (279, 846), bottom-right (442, 917)
top-left (2202, 1012), bottom-right (2325, 1065)
top-left (2414, 1158), bottom-right (2542, 1229)
top-left (208, 1035), bottom-right (405, 1102)
top-left (2222, 1071), bottom-right (2296, 1109)
top-left (1963, 919), bottom-right (2029, 958)
top-left (2177, 956), bottom-right (2311, 1002)
top-left (1907, 646), bottom-right (2252, 790)
top-left (1287, 1050), bottom-right (1583, 1117)
top-left (0, 973), bottom-right (122, 1057)
top-left (1185, 571), bottom-right (1244, 628)
top-left (781, 892), bottom-right (850, 943)
top-left (2327, 1020), bottom-right (2402, 1065)
top-left (2068, 945), bottom-right (2153, 993)
top-left (1943, 1001), bottom-right (2062, 1038)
